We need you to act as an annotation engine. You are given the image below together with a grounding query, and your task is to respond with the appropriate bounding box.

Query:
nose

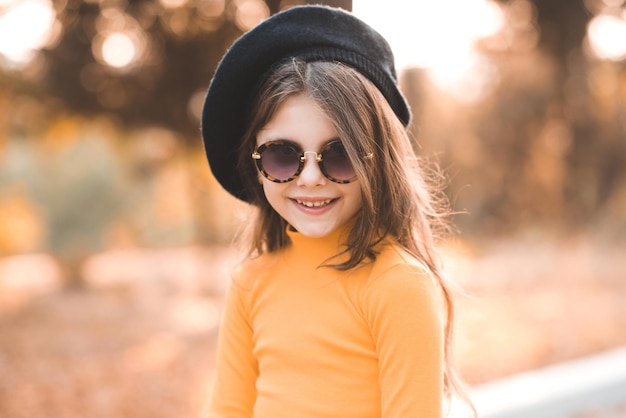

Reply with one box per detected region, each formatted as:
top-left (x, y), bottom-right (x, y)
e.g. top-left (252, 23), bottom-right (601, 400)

top-left (296, 151), bottom-right (326, 187)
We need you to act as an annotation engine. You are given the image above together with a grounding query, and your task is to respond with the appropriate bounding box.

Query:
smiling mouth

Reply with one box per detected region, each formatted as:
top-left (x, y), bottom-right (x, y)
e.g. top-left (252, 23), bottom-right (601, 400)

top-left (294, 198), bottom-right (336, 208)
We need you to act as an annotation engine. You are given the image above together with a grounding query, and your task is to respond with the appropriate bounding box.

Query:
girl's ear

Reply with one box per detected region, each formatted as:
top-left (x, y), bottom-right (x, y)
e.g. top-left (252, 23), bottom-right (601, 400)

top-left (258, 174), bottom-right (263, 184)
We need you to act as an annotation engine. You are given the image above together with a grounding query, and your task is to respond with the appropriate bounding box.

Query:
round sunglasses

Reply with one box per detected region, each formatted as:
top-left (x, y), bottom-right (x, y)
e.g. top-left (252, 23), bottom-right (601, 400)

top-left (252, 140), bottom-right (371, 184)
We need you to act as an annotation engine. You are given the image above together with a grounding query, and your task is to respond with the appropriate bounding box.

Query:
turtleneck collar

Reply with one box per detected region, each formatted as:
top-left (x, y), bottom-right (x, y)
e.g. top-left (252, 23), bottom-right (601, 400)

top-left (282, 222), bottom-right (352, 270)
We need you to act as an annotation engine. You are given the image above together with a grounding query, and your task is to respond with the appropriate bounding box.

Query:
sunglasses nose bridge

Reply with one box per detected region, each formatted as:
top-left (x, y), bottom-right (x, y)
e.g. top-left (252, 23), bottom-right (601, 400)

top-left (302, 151), bottom-right (322, 163)
top-left (297, 150), bottom-right (326, 185)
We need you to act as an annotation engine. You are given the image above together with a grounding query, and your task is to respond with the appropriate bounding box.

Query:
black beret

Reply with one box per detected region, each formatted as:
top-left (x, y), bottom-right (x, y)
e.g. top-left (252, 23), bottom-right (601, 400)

top-left (201, 5), bottom-right (410, 202)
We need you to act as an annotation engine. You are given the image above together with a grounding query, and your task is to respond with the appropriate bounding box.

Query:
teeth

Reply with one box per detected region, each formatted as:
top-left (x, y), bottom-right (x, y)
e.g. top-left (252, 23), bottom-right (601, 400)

top-left (296, 199), bottom-right (333, 208)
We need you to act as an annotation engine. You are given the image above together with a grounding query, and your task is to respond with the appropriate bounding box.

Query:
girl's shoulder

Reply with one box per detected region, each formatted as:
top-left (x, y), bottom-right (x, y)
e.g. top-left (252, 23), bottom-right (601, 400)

top-left (362, 240), bottom-right (440, 297)
top-left (360, 241), bottom-right (444, 314)
top-left (369, 240), bottom-right (431, 278)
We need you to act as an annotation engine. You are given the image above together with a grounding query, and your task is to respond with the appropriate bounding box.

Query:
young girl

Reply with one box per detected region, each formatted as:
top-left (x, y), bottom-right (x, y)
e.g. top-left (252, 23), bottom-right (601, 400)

top-left (201, 5), bottom-right (472, 418)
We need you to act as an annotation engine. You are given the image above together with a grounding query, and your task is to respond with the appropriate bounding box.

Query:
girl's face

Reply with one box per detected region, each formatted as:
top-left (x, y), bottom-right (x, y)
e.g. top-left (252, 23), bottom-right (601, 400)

top-left (256, 93), bottom-right (363, 238)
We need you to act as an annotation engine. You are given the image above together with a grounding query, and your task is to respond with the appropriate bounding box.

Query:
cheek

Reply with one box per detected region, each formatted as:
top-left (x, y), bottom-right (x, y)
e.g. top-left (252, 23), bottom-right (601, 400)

top-left (345, 184), bottom-right (364, 213)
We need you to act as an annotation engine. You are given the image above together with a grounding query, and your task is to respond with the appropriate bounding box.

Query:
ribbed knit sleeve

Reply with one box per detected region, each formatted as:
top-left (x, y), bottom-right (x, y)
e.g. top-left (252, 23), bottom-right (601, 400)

top-left (362, 263), bottom-right (445, 418)
top-left (207, 279), bottom-right (258, 418)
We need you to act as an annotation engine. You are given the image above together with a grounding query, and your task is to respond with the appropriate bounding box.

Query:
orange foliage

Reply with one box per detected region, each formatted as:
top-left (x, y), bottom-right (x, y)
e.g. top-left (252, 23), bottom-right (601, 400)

top-left (0, 190), bottom-right (45, 255)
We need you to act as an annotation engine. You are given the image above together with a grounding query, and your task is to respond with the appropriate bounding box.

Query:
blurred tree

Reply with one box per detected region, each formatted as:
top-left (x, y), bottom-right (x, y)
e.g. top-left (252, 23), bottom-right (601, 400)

top-left (473, 0), bottom-right (626, 233)
top-left (524, 0), bottom-right (625, 226)
top-left (39, 0), bottom-right (241, 138)
top-left (530, 0), bottom-right (589, 70)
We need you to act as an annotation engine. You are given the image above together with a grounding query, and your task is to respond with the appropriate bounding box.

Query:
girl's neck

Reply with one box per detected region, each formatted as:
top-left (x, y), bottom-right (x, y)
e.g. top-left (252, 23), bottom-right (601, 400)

top-left (283, 223), bottom-right (352, 269)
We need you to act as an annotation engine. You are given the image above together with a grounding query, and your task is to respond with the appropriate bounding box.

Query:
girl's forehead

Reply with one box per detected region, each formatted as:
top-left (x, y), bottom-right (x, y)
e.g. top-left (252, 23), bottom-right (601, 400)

top-left (256, 94), bottom-right (339, 147)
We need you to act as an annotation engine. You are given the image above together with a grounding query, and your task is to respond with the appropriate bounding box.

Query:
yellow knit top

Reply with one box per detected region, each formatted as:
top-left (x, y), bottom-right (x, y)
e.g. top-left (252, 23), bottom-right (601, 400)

top-left (207, 225), bottom-right (444, 418)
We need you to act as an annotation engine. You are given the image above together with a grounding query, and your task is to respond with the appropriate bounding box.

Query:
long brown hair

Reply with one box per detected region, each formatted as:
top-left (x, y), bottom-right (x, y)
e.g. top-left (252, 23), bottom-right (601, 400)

top-left (237, 59), bottom-right (474, 415)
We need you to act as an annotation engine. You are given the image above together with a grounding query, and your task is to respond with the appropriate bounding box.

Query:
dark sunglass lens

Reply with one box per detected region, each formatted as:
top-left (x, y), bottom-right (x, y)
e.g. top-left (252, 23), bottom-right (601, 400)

top-left (323, 142), bottom-right (355, 181)
top-left (262, 143), bottom-right (300, 180)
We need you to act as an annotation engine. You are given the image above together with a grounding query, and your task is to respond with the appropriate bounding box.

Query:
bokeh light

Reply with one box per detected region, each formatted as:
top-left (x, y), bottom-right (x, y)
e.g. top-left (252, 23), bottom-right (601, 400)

top-left (233, 0), bottom-right (269, 31)
top-left (198, 0), bottom-right (226, 19)
top-left (0, 0), bottom-right (57, 66)
top-left (159, 0), bottom-right (189, 9)
top-left (90, 7), bottom-right (150, 71)
top-left (586, 13), bottom-right (626, 61)
top-left (353, 0), bottom-right (505, 102)
top-left (101, 32), bottom-right (137, 68)
top-left (429, 52), bottom-right (500, 104)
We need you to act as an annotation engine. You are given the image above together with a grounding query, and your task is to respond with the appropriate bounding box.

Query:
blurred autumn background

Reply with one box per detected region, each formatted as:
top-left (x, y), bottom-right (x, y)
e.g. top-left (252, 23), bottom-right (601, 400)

top-left (0, 0), bottom-right (625, 416)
